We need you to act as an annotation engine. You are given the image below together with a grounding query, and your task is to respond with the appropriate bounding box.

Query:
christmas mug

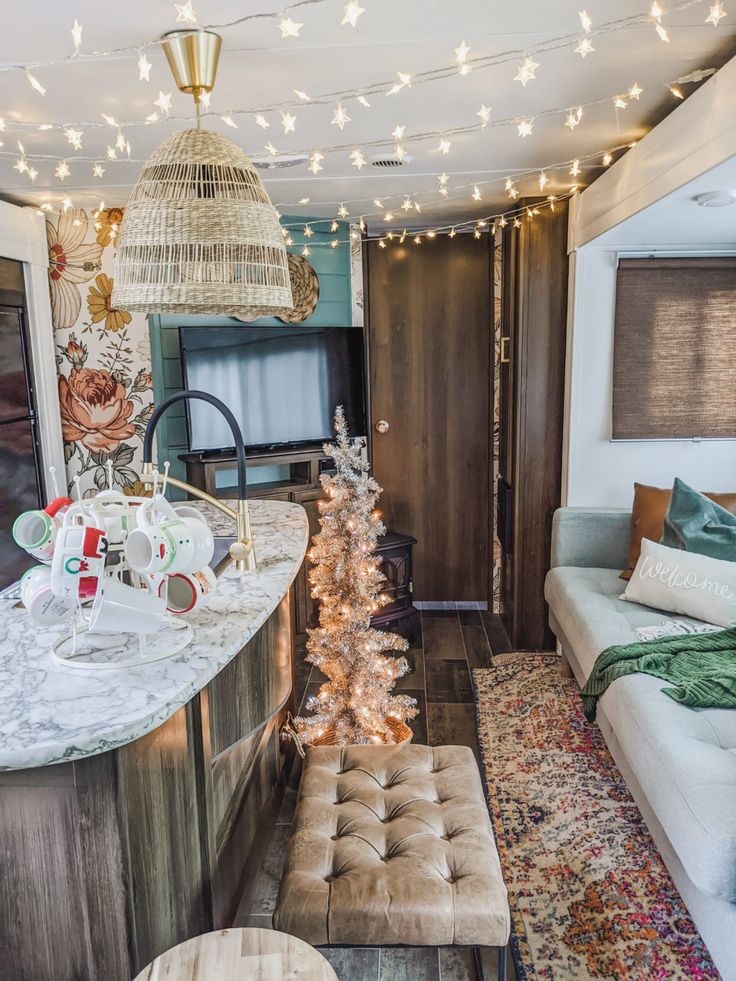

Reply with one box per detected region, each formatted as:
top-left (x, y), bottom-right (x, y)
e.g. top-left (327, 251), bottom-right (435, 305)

top-left (50, 511), bottom-right (109, 598)
top-left (20, 565), bottom-right (76, 625)
top-left (12, 496), bottom-right (74, 563)
top-left (87, 575), bottom-right (166, 635)
top-left (157, 566), bottom-right (217, 615)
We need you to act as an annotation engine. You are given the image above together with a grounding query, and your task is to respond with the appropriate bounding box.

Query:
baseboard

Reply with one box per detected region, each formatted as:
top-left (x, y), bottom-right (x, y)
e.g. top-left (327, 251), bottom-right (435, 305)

top-left (415, 601), bottom-right (489, 611)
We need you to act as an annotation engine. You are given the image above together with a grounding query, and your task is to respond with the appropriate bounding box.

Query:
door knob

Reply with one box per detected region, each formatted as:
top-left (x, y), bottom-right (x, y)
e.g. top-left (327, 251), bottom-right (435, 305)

top-left (375, 420), bottom-right (390, 434)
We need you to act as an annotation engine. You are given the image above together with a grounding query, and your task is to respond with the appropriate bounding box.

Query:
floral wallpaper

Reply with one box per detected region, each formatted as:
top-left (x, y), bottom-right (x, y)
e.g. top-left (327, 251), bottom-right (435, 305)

top-left (349, 225), bottom-right (364, 327)
top-left (46, 208), bottom-right (153, 497)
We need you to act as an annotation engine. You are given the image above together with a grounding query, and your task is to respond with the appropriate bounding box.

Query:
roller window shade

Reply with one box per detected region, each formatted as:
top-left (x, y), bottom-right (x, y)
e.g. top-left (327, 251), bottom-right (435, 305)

top-left (612, 257), bottom-right (736, 439)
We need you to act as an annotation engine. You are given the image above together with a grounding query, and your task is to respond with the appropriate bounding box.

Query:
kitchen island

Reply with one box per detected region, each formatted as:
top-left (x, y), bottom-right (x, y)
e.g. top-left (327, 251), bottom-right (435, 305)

top-left (0, 499), bottom-right (308, 981)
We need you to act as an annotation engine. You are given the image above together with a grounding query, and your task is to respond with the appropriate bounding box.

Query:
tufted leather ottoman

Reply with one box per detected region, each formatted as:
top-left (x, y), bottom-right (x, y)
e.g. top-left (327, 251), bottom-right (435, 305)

top-left (273, 745), bottom-right (510, 975)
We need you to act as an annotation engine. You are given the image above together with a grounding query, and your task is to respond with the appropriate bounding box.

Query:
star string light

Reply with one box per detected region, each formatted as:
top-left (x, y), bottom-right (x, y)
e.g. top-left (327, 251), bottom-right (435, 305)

top-left (331, 104), bottom-right (351, 130)
top-left (706, 2), bottom-right (727, 24)
top-left (579, 9), bottom-right (593, 32)
top-left (55, 160), bottom-right (71, 180)
top-left (138, 52), bottom-right (152, 82)
top-left (477, 104), bottom-right (492, 127)
top-left (392, 124), bottom-right (405, 140)
top-left (281, 111), bottom-right (297, 133)
top-left (92, 162), bottom-right (105, 177)
top-left (294, 89), bottom-right (310, 101)
top-left (455, 40), bottom-right (471, 71)
top-left (255, 114), bottom-right (270, 129)
top-left (350, 148), bottom-right (367, 169)
top-left (575, 37), bottom-right (595, 57)
top-left (514, 55), bottom-right (539, 86)
top-left (26, 72), bottom-right (46, 96)
top-left (175, 2), bottom-right (198, 25)
top-left (629, 82), bottom-right (644, 100)
top-left (71, 20), bottom-right (83, 52)
top-left (387, 72), bottom-right (412, 95)
top-left (279, 16), bottom-right (303, 38)
top-left (341, 1), bottom-right (365, 27)
top-left (155, 91), bottom-right (172, 114)
top-left (438, 137), bottom-right (451, 154)
top-left (221, 115), bottom-right (238, 128)
top-left (565, 107), bottom-right (583, 130)
top-left (65, 127), bottom-right (83, 150)
top-left (517, 118), bottom-right (534, 138)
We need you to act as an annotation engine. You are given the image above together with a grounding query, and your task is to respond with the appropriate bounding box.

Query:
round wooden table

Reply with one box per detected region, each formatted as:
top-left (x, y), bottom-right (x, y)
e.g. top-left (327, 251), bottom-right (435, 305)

top-left (134, 928), bottom-right (340, 980)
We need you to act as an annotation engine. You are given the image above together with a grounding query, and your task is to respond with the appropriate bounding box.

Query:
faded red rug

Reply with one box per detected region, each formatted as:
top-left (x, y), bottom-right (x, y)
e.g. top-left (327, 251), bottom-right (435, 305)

top-left (473, 654), bottom-right (720, 981)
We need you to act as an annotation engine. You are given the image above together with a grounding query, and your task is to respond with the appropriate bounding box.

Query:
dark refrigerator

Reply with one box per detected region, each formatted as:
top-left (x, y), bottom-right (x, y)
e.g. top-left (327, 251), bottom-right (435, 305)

top-left (0, 258), bottom-right (45, 591)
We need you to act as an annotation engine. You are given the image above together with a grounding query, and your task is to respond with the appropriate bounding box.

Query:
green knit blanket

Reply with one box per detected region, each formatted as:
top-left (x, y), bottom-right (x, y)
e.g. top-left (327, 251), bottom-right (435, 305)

top-left (581, 627), bottom-right (736, 721)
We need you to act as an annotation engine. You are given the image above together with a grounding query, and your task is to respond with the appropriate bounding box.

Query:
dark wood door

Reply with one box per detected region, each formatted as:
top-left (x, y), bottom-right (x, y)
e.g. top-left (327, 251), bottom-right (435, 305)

top-left (498, 201), bottom-right (568, 649)
top-left (365, 235), bottom-right (491, 602)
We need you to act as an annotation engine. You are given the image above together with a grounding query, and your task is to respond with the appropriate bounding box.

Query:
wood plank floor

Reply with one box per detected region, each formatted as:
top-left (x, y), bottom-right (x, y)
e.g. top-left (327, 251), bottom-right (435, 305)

top-left (234, 609), bottom-right (516, 981)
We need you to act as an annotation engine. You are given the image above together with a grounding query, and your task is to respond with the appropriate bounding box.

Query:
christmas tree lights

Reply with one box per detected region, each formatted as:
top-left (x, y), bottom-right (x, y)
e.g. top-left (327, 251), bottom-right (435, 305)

top-left (292, 407), bottom-right (417, 746)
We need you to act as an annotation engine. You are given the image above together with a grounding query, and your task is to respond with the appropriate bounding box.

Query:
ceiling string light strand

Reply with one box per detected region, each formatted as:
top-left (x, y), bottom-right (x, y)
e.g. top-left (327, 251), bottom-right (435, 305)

top-left (1, 62), bottom-right (713, 171)
top-left (272, 144), bottom-right (632, 225)
top-left (0, 0), bottom-right (333, 76)
top-left (31, 140), bottom-right (632, 226)
top-left (0, 0), bottom-right (716, 120)
top-left (43, 191), bottom-right (579, 263)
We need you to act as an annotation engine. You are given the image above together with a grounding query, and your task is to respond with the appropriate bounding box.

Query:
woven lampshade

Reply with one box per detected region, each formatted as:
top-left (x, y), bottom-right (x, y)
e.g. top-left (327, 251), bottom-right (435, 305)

top-left (111, 128), bottom-right (293, 316)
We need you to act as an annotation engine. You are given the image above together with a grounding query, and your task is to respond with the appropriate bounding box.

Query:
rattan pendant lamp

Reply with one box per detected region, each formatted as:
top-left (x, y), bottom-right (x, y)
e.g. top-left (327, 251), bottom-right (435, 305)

top-left (112, 30), bottom-right (293, 317)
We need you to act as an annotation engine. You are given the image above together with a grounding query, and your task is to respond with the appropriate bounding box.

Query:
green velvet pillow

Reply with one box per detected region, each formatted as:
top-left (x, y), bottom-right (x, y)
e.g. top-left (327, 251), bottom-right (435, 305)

top-left (661, 478), bottom-right (736, 561)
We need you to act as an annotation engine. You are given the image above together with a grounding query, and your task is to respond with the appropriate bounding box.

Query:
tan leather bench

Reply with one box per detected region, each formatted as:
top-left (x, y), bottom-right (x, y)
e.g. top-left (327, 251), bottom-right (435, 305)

top-left (274, 744), bottom-right (510, 980)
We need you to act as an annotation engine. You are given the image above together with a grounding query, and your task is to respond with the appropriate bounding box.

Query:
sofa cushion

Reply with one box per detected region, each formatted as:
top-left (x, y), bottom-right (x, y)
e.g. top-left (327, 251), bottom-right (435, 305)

top-left (622, 483), bottom-right (736, 580)
top-left (546, 566), bottom-right (736, 902)
top-left (662, 478), bottom-right (736, 561)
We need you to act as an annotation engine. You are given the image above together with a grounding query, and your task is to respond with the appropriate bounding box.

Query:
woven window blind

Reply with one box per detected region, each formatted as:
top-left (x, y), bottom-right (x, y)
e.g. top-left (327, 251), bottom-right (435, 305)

top-left (612, 257), bottom-right (736, 439)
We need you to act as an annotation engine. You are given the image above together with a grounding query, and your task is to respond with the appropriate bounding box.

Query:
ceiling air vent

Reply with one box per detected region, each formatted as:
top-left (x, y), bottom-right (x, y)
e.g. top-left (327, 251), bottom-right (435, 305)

top-left (370, 153), bottom-right (412, 168)
top-left (251, 153), bottom-right (309, 170)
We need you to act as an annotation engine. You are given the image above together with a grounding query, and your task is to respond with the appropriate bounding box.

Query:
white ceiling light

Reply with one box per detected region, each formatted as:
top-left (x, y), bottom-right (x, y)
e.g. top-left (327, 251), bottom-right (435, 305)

top-left (695, 190), bottom-right (736, 207)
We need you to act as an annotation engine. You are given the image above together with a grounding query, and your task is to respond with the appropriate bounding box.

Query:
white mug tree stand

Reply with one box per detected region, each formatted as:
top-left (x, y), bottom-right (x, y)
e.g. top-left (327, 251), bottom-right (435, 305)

top-left (43, 463), bottom-right (199, 670)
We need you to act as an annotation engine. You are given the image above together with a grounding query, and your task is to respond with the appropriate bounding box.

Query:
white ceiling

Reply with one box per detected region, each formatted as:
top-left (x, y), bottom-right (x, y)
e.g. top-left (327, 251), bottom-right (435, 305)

top-left (594, 152), bottom-right (736, 245)
top-left (1, 0), bottom-right (734, 231)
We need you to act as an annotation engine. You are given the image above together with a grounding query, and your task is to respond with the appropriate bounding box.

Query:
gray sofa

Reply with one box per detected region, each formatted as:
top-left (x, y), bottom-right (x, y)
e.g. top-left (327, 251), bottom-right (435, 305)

top-left (545, 508), bottom-right (736, 978)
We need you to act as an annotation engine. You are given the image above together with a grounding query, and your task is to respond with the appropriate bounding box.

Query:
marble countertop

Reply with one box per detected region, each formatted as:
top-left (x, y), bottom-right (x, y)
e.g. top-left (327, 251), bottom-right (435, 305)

top-left (0, 499), bottom-right (308, 771)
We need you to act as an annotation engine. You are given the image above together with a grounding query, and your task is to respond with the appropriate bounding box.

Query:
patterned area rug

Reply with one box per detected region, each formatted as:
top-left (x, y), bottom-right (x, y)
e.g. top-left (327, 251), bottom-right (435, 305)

top-left (473, 654), bottom-right (720, 981)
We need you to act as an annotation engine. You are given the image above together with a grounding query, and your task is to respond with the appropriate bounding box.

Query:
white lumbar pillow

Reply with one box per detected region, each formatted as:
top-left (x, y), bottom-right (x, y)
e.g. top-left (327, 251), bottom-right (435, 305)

top-left (623, 538), bottom-right (736, 628)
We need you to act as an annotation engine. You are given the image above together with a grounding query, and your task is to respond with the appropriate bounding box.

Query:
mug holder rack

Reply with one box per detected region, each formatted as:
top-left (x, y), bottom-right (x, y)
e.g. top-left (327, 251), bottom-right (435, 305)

top-left (43, 464), bottom-right (202, 671)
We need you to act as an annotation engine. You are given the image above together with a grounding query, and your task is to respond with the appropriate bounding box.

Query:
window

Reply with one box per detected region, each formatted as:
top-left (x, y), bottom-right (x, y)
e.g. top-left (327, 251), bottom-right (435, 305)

top-left (612, 257), bottom-right (736, 439)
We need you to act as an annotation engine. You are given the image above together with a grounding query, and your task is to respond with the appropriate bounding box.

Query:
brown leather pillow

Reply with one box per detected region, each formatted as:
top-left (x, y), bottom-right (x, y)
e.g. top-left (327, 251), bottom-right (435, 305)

top-left (620, 483), bottom-right (736, 579)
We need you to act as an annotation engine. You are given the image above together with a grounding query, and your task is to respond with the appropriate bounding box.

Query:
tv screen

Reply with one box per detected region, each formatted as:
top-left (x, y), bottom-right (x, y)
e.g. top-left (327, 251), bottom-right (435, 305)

top-left (179, 325), bottom-right (367, 453)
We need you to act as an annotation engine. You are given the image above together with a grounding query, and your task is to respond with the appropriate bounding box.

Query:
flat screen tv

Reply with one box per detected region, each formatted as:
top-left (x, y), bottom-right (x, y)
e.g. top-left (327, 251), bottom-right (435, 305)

top-left (179, 325), bottom-right (367, 453)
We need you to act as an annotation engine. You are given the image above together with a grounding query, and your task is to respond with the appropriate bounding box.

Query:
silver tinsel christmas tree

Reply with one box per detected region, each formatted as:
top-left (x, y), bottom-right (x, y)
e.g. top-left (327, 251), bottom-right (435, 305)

top-left (293, 407), bottom-right (418, 746)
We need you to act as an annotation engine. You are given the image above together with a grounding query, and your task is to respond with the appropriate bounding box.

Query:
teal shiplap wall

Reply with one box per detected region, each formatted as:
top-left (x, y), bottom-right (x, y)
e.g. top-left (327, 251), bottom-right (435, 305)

top-left (148, 219), bottom-right (353, 495)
